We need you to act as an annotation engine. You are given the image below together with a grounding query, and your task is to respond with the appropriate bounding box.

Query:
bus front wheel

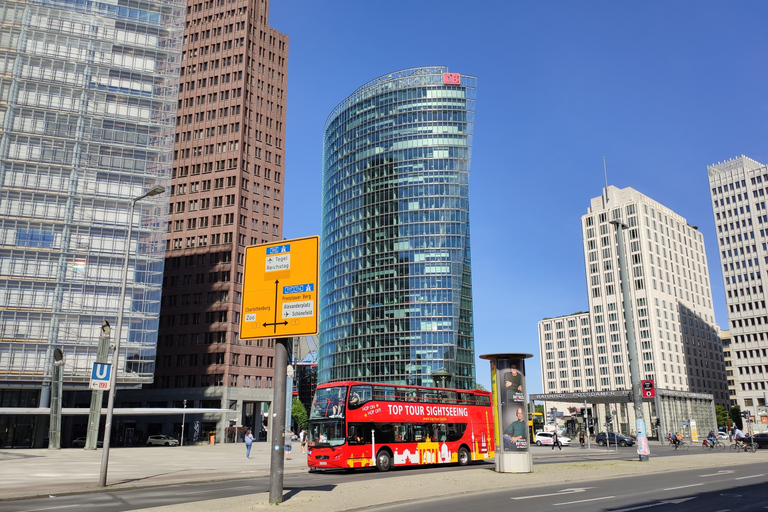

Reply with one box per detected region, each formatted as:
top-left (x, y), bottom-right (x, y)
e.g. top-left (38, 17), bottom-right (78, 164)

top-left (458, 446), bottom-right (470, 466)
top-left (376, 449), bottom-right (392, 472)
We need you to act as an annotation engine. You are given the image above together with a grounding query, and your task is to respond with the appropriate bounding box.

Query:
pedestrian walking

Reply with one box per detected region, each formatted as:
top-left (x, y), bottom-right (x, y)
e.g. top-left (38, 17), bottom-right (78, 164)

top-left (299, 428), bottom-right (307, 455)
top-left (244, 429), bottom-right (254, 459)
top-left (552, 431), bottom-right (562, 450)
top-left (285, 428), bottom-right (293, 460)
top-left (579, 430), bottom-right (585, 448)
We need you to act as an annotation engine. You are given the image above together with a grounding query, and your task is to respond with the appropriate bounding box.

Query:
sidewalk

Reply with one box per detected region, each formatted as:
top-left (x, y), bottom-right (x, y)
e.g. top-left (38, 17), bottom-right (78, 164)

top-left (0, 440), bottom-right (300, 500)
top-left (1, 441), bottom-right (765, 511)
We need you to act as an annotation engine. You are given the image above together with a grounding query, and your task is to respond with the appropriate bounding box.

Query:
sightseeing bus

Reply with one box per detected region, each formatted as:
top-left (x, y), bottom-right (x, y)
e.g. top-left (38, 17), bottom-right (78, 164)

top-left (306, 381), bottom-right (495, 471)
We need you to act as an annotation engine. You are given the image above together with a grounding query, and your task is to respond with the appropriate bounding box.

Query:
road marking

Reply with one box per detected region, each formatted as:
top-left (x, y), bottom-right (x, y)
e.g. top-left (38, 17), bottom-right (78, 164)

top-left (609, 497), bottom-right (696, 511)
top-left (174, 485), bottom-right (251, 495)
top-left (662, 483), bottom-right (703, 491)
top-left (699, 470), bottom-right (735, 477)
top-left (24, 506), bottom-right (80, 512)
top-left (512, 487), bottom-right (594, 500)
top-left (554, 495), bottom-right (615, 506)
top-left (734, 473), bottom-right (765, 480)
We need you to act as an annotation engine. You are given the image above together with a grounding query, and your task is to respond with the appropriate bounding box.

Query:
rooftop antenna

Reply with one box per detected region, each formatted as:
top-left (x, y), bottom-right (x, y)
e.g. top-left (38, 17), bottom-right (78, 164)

top-left (602, 156), bottom-right (609, 207)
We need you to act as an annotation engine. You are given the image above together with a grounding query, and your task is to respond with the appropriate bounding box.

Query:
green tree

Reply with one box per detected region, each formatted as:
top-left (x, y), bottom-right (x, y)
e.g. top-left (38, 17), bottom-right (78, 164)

top-left (715, 405), bottom-right (730, 429)
top-left (474, 383), bottom-right (487, 391)
top-left (730, 405), bottom-right (743, 430)
top-left (292, 398), bottom-right (308, 431)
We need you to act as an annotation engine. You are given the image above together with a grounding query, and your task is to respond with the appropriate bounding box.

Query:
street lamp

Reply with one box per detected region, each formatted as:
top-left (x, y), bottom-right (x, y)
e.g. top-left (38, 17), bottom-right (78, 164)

top-left (48, 348), bottom-right (65, 450)
top-left (99, 185), bottom-right (165, 487)
top-left (181, 399), bottom-right (187, 447)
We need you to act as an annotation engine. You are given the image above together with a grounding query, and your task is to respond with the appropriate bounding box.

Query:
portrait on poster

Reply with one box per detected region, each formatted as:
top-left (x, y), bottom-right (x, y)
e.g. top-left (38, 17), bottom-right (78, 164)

top-left (497, 358), bottom-right (528, 452)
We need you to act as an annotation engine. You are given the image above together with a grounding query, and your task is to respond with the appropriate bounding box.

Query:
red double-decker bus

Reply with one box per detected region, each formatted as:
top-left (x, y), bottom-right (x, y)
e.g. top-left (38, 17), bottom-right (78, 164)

top-left (306, 381), bottom-right (495, 471)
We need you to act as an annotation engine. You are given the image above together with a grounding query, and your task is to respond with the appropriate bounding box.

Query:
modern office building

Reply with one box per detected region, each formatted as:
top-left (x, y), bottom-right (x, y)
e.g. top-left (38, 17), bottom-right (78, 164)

top-left (708, 156), bottom-right (768, 422)
top-left (319, 67), bottom-right (477, 390)
top-left (0, 0), bottom-right (184, 447)
top-left (720, 330), bottom-right (737, 405)
top-left (538, 185), bottom-right (729, 407)
top-left (113, 0), bottom-right (289, 442)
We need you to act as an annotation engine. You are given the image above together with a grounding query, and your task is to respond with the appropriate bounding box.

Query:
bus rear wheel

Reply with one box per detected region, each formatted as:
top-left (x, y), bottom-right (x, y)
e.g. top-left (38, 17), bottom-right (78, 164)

top-left (376, 449), bottom-right (392, 472)
top-left (458, 446), bottom-right (470, 466)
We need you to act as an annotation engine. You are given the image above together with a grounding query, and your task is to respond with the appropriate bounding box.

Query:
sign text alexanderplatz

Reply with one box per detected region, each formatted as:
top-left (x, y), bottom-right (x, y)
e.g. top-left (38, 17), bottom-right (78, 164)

top-left (240, 236), bottom-right (319, 339)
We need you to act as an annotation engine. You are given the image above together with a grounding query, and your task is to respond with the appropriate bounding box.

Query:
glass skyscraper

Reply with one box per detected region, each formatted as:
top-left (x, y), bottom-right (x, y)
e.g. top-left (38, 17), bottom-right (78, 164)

top-left (0, 0), bottom-right (184, 417)
top-left (319, 66), bottom-right (477, 390)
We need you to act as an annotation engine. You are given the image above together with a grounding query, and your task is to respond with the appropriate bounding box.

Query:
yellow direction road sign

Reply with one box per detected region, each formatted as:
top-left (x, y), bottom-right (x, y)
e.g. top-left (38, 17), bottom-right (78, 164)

top-left (240, 236), bottom-right (319, 339)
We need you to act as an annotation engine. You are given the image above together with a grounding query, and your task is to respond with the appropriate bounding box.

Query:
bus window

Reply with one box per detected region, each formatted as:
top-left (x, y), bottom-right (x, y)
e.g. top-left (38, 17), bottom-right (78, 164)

top-left (457, 392), bottom-right (473, 405)
top-left (348, 385), bottom-right (371, 410)
top-left (433, 423), bottom-right (448, 442)
top-left (395, 424), bottom-right (410, 442)
top-left (396, 387), bottom-right (417, 402)
top-left (446, 423), bottom-right (467, 442)
top-left (438, 390), bottom-right (457, 404)
top-left (413, 424), bottom-right (429, 442)
top-left (373, 423), bottom-right (396, 444)
top-left (348, 423), bottom-right (370, 444)
top-left (475, 394), bottom-right (491, 406)
top-left (419, 389), bottom-right (438, 403)
top-left (311, 386), bottom-right (347, 419)
top-left (372, 385), bottom-right (395, 401)
top-left (309, 419), bottom-right (345, 447)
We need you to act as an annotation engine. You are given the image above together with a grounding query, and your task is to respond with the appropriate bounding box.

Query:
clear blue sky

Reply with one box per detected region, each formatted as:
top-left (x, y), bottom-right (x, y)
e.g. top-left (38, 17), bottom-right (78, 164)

top-left (270, 1), bottom-right (768, 392)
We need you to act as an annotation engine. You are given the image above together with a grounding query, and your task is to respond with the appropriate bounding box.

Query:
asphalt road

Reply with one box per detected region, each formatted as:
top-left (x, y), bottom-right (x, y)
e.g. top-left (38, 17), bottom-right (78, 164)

top-left (374, 461), bottom-right (768, 512)
top-left (0, 444), bottom-right (753, 512)
top-left (0, 462), bottom-right (481, 512)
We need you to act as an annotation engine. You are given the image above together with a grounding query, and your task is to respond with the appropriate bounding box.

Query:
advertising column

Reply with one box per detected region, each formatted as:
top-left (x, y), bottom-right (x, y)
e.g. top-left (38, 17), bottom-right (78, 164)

top-left (480, 353), bottom-right (533, 473)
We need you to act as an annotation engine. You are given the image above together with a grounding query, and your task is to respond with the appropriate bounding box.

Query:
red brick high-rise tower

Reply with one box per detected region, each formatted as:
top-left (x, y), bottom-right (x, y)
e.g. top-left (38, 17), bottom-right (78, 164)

top-left (119, 0), bottom-right (289, 440)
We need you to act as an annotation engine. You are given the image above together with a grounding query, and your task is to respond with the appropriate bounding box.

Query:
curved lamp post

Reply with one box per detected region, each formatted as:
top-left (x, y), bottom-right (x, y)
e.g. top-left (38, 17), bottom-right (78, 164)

top-left (99, 185), bottom-right (165, 486)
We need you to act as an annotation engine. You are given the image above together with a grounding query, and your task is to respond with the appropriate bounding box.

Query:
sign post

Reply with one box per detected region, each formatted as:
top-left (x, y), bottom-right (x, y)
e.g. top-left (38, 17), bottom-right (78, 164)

top-left (240, 236), bottom-right (318, 504)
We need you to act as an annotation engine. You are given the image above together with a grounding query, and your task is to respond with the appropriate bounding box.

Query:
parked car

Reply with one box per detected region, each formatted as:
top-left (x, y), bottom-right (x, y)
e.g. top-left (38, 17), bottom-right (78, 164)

top-left (534, 432), bottom-right (571, 446)
top-left (717, 431), bottom-right (728, 440)
top-left (752, 432), bottom-right (768, 449)
top-left (595, 432), bottom-right (635, 446)
top-left (71, 437), bottom-right (103, 448)
top-left (146, 435), bottom-right (179, 446)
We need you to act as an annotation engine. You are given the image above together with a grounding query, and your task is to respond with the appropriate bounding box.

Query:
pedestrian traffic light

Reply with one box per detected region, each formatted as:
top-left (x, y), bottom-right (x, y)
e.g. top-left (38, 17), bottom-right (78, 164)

top-left (655, 418), bottom-right (660, 427)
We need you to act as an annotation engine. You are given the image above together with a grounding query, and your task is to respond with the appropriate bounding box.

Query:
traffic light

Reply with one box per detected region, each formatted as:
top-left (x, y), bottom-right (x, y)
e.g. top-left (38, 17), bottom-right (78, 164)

top-left (655, 418), bottom-right (660, 427)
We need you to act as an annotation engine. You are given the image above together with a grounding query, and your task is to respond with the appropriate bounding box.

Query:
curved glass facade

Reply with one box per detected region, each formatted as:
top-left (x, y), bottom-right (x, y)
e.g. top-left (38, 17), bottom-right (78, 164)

top-left (0, 0), bottom-right (184, 385)
top-left (319, 67), bottom-right (476, 389)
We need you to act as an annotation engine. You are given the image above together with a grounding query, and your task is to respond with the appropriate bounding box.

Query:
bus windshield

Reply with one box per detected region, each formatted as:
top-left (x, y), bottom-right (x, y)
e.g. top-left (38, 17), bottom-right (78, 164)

top-left (310, 385), bottom-right (347, 420)
top-left (308, 419), bottom-right (345, 447)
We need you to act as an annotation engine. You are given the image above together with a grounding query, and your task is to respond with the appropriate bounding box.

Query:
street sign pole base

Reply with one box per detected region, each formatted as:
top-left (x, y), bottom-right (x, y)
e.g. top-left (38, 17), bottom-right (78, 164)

top-left (638, 454), bottom-right (649, 462)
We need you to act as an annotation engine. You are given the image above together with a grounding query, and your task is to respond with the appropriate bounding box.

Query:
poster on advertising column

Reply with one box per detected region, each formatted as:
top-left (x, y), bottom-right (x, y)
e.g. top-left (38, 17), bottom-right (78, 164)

top-left (496, 358), bottom-right (528, 451)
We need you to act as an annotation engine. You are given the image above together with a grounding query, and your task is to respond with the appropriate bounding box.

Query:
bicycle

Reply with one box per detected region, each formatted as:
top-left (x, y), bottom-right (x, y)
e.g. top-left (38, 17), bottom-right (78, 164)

top-left (668, 440), bottom-right (689, 451)
top-left (702, 439), bottom-right (726, 451)
top-left (730, 441), bottom-right (757, 453)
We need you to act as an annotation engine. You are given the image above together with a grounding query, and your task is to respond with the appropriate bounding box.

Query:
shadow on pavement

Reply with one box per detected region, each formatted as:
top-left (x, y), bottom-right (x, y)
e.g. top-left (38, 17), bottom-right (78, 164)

top-left (283, 484), bottom-right (337, 501)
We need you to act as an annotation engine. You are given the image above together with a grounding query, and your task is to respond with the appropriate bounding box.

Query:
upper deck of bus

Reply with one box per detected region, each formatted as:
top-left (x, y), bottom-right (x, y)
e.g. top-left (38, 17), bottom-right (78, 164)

top-left (310, 381), bottom-right (491, 421)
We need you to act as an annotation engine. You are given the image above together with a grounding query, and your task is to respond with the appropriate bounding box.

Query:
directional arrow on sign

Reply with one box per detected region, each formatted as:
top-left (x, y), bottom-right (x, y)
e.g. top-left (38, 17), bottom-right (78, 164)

top-left (512, 487), bottom-right (595, 500)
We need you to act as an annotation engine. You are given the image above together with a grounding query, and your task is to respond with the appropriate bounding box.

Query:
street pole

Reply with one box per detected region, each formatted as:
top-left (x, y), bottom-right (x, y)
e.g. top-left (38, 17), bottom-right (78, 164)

top-left (48, 348), bottom-right (65, 449)
top-left (86, 321), bottom-right (110, 450)
top-left (99, 186), bottom-right (164, 487)
top-left (612, 218), bottom-right (649, 461)
top-left (181, 399), bottom-right (187, 447)
top-left (269, 337), bottom-right (290, 504)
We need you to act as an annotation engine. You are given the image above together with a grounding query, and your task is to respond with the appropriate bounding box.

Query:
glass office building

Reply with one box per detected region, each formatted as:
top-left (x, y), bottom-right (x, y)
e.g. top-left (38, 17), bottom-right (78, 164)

top-left (0, 0), bottom-right (184, 415)
top-left (319, 67), bottom-right (477, 389)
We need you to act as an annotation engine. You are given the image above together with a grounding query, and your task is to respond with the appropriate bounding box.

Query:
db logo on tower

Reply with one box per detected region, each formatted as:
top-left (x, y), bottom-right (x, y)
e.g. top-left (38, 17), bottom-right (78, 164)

top-left (442, 73), bottom-right (461, 85)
